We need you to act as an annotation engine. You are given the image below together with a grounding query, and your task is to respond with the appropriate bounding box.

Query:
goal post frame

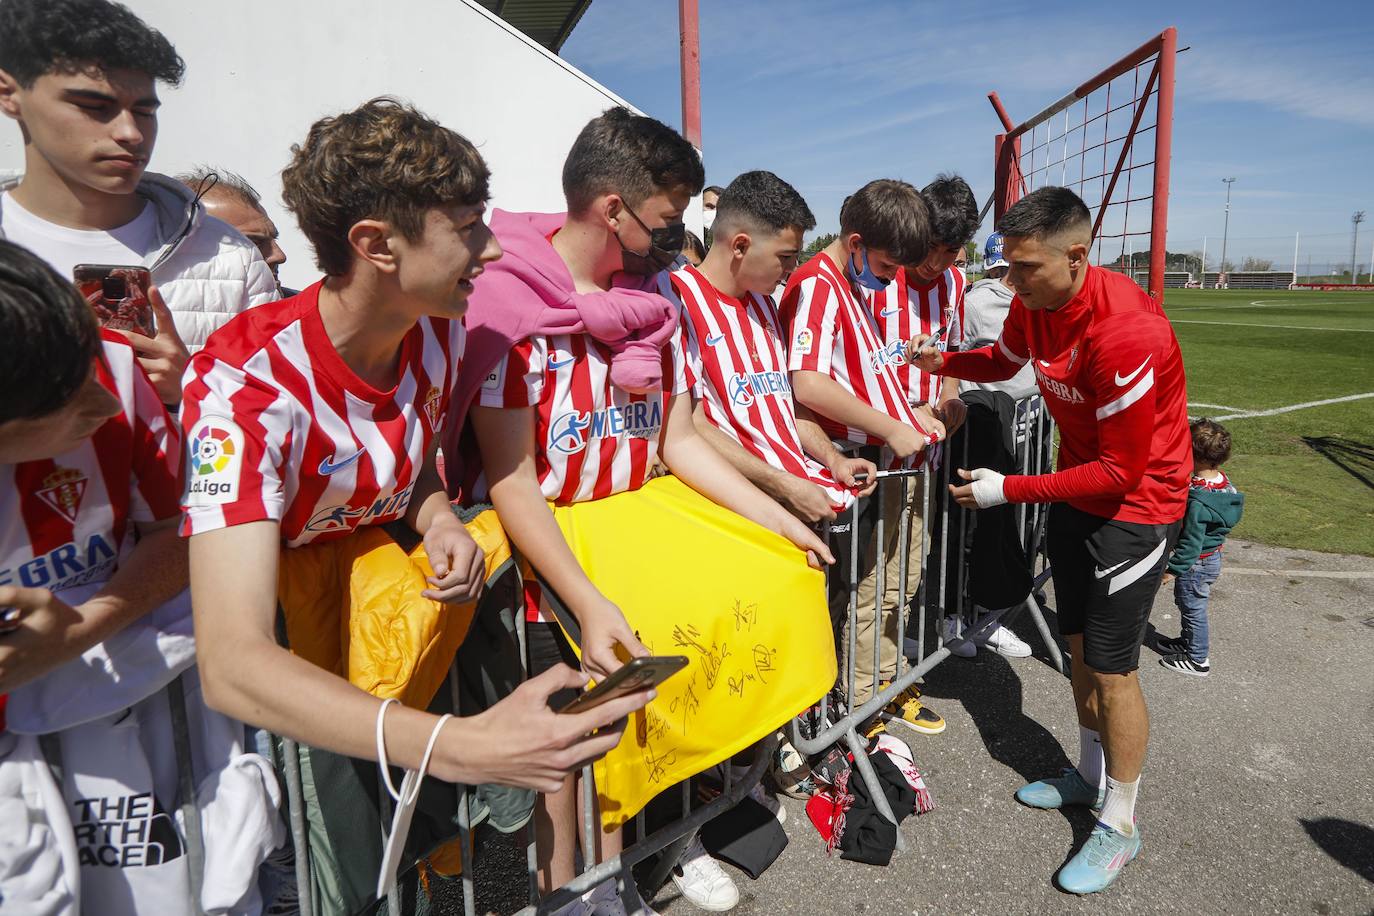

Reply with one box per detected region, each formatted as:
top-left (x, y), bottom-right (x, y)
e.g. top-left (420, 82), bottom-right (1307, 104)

top-left (989, 27), bottom-right (1178, 303)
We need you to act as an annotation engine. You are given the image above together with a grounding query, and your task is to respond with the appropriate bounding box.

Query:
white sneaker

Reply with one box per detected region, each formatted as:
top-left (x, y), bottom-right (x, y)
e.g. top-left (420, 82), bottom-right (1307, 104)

top-left (671, 836), bottom-right (739, 912)
top-left (749, 782), bottom-right (786, 824)
top-left (979, 625), bottom-right (1032, 658)
top-left (943, 618), bottom-right (977, 658)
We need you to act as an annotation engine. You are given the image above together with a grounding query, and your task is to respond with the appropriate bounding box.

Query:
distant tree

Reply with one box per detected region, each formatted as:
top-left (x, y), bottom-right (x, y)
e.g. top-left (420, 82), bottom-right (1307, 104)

top-left (799, 232), bottom-right (839, 265)
top-left (1219, 259), bottom-right (1236, 273)
top-left (1241, 256), bottom-right (1274, 271)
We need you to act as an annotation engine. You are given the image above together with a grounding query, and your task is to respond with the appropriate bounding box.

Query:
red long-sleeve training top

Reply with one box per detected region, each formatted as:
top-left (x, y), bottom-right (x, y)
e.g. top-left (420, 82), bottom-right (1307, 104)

top-left (940, 266), bottom-right (1191, 525)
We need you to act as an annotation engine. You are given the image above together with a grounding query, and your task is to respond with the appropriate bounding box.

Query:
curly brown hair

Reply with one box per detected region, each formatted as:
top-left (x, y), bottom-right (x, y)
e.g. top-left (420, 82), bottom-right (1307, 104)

top-left (1191, 418), bottom-right (1232, 467)
top-left (281, 97), bottom-right (490, 276)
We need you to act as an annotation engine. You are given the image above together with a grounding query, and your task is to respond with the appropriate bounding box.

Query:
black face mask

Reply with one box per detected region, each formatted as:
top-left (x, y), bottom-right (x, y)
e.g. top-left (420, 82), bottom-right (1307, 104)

top-left (616, 202), bottom-right (685, 276)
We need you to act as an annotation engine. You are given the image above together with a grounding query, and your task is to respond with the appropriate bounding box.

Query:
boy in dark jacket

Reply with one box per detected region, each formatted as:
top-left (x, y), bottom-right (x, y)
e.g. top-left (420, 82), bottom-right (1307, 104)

top-left (1159, 419), bottom-right (1244, 676)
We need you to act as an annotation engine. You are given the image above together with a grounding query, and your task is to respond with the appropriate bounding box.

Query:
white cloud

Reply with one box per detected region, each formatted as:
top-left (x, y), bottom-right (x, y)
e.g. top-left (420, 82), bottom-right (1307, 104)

top-left (1181, 38), bottom-right (1374, 129)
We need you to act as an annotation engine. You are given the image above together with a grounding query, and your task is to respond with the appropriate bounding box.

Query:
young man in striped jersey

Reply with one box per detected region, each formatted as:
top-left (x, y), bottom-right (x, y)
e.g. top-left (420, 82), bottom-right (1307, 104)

top-left (917, 187), bottom-right (1190, 893)
top-left (181, 101), bottom-right (651, 833)
top-left (0, 240), bottom-right (288, 914)
top-left (781, 179), bottom-right (946, 732)
top-left (465, 109), bottom-right (830, 915)
top-left (871, 174), bottom-right (1032, 658)
top-left (672, 170), bottom-right (878, 526)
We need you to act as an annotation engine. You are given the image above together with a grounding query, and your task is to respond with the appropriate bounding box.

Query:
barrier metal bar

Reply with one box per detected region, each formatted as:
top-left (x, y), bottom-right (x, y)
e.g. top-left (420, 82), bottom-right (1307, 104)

top-left (526, 739), bottom-right (776, 914)
top-left (168, 674), bottom-right (207, 916)
top-left (279, 736), bottom-right (314, 916)
top-left (785, 393), bottom-right (1065, 860)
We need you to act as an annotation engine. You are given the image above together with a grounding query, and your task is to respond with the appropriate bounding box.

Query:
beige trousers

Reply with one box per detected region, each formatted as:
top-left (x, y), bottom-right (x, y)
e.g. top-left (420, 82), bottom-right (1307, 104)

top-left (842, 475), bottom-right (925, 704)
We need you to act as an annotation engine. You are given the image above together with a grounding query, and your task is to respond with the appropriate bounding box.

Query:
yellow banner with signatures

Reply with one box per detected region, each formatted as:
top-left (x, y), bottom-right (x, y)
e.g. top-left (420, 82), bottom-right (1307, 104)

top-left (549, 475), bottom-right (835, 830)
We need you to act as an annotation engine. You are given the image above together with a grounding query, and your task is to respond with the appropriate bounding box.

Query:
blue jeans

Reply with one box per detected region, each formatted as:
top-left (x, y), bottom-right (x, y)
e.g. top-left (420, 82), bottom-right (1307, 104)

top-left (1173, 551), bottom-right (1221, 661)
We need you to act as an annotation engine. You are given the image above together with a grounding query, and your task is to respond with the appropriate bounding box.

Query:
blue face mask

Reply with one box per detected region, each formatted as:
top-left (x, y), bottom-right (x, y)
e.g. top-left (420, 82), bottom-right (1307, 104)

top-left (848, 247), bottom-right (888, 291)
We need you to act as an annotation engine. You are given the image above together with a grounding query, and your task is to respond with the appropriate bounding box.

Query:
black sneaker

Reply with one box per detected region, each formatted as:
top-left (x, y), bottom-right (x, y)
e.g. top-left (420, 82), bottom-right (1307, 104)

top-left (1155, 635), bottom-right (1187, 654)
top-left (1159, 652), bottom-right (1210, 677)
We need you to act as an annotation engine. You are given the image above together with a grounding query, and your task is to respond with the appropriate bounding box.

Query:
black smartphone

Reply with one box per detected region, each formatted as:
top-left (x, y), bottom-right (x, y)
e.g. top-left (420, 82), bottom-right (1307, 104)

top-left (557, 655), bottom-right (689, 715)
top-left (74, 264), bottom-right (154, 337)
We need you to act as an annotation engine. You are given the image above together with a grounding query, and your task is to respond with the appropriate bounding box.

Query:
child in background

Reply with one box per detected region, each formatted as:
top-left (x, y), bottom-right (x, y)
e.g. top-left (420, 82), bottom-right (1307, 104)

top-left (1159, 419), bottom-right (1244, 677)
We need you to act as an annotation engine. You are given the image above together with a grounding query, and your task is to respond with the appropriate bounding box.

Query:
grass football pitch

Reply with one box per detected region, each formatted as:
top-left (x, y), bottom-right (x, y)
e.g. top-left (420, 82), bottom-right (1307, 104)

top-left (1160, 288), bottom-right (1374, 556)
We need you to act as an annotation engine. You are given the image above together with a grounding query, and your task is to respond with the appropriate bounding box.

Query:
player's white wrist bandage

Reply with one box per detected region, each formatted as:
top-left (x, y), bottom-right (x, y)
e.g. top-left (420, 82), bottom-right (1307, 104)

top-left (967, 468), bottom-right (1007, 508)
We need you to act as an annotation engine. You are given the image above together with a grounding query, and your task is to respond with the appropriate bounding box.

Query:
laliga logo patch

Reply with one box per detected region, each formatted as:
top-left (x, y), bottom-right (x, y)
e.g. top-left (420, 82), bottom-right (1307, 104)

top-left (793, 328), bottom-right (814, 356)
top-left (550, 411), bottom-right (591, 455)
top-left (729, 373), bottom-right (756, 408)
top-left (187, 416), bottom-right (243, 505)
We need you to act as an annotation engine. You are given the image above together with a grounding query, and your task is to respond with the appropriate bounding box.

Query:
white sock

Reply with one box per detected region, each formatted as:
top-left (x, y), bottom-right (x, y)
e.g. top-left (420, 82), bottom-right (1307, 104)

top-left (1099, 774), bottom-right (1140, 836)
top-left (1076, 726), bottom-right (1106, 792)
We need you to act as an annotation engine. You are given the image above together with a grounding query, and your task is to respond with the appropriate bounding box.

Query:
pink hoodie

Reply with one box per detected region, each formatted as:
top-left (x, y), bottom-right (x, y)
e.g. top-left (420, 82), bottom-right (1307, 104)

top-left (441, 209), bottom-right (680, 496)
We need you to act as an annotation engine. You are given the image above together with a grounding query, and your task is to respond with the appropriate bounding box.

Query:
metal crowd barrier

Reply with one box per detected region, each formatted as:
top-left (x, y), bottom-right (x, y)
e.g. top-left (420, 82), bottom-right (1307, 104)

top-left (276, 599), bottom-right (776, 916)
top-left (276, 394), bottom-right (1062, 914)
top-left (784, 393), bottom-right (1064, 854)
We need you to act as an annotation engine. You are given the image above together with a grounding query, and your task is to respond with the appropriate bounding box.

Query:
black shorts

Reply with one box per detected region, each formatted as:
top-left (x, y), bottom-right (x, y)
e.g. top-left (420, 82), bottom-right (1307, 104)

top-left (527, 621), bottom-right (582, 709)
top-left (1046, 503), bottom-right (1182, 674)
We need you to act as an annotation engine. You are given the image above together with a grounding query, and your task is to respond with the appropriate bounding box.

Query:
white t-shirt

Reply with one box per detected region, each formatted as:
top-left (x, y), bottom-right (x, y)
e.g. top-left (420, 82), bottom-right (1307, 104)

top-left (0, 191), bottom-right (159, 281)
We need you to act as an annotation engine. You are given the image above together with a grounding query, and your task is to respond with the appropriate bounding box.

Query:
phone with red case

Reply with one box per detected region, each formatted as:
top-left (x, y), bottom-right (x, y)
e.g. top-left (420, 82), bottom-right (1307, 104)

top-left (74, 264), bottom-right (154, 337)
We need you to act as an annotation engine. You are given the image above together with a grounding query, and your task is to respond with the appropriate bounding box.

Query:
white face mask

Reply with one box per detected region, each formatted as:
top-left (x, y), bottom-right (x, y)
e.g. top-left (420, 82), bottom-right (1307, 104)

top-left (703, 208), bottom-right (716, 229)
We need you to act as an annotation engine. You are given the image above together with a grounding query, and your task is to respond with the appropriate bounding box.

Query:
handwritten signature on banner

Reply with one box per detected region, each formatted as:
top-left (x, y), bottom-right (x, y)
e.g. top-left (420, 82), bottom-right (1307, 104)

top-left (642, 600), bottom-right (782, 784)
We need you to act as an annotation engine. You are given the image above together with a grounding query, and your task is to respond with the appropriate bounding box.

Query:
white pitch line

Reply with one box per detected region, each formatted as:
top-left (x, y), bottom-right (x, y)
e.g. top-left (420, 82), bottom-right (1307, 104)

top-left (1206, 391), bottom-right (1374, 420)
top-left (1168, 300), bottom-right (1292, 312)
top-left (1189, 402), bottom-right (1244, 412)
top-left (1169, 319), bottom-right (1374, 333)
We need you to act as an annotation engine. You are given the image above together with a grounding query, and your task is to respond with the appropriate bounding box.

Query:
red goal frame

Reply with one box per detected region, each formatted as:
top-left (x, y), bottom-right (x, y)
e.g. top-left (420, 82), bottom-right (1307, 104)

top-left (988, 28), bottom-right (1178, 303)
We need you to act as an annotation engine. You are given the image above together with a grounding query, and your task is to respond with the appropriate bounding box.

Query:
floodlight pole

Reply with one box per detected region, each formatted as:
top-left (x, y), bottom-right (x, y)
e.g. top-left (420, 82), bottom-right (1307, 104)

top-left (1219, 177), bottom-right (1236, 288)
top-left (678, 0), bottom-right (701, 149)
top-left (1200, 235), bottom-right (1207, 285)
top-left (1351, 211), bottom-right (1366, 283)
top-left (1292, 232), bottom-right (1299, 286)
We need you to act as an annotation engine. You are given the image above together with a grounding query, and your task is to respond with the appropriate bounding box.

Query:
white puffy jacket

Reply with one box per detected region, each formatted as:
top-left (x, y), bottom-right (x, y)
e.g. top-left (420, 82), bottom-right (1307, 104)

top-left (0, 172), bottom-right (279, 350)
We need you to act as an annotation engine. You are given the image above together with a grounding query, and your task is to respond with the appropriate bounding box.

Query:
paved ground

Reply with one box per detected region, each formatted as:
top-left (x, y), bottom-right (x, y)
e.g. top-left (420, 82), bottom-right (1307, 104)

top-left (453, 538), bottom-right (1374, 915)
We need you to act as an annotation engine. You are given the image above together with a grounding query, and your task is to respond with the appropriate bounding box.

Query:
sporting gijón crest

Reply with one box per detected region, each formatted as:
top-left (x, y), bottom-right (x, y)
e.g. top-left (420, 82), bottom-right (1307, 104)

top-left (36, 467), bottom-right (87, 523)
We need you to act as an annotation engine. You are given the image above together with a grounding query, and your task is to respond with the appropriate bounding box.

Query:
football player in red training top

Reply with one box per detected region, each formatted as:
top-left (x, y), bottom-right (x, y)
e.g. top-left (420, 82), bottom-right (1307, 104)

top-left (915, 186), bottom-right (1190, 894)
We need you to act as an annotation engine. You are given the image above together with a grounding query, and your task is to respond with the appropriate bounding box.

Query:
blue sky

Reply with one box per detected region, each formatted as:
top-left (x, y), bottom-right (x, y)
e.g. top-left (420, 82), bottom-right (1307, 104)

top-left (562, 0), bottom-right (1374, 273)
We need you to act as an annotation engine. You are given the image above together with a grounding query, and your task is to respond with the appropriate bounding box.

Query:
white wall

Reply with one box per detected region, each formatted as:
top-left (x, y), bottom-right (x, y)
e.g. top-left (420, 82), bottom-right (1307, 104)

top-left (0, 0), bottom-right (640, 291)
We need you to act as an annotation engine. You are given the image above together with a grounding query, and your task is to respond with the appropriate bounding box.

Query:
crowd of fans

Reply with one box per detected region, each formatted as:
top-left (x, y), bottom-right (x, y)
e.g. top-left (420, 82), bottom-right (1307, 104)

top-left (0, 1), bottom-right (1211, 913)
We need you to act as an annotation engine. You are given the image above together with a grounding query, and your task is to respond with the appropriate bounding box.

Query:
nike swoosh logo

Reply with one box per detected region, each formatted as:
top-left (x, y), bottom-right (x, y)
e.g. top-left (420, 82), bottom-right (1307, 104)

top-left (1093, 559), bottom-right (1129, 580)
top-left (1114, 355), bottom-right (1152, 387)
top-left (705, 334), bottom-right (725, 346)
top-left (881, 307), bottom-right (900, 316)
top-left (319, 450), bottom-right (364, 475)
top-left (547, 356), bottom-right (575, 370)
top-left (1038, 359), bottom-right (1052, 368)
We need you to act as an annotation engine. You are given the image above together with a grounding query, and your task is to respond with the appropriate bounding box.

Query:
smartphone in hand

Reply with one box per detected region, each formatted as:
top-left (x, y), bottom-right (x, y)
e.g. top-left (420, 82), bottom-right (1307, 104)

top-left (557, 655), bottom-right (689, 715)
top-left (74, 264), bottom-right (154, 337)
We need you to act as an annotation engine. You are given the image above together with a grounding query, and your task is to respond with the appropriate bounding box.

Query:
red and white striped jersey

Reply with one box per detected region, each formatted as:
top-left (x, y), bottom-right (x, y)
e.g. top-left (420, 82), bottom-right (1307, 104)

top-left (779, 252), bottom-right (935, 451)
top-left (2, 334), bottom-right (181, 602)
top-left (868, 266), bottom-right (966, 406)
top-left (670, 265), bottom-right (854, 510)
top-left (179, 282), bottom-right (462, 547)
top-left (473, 332), bottom-right (689, 505)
